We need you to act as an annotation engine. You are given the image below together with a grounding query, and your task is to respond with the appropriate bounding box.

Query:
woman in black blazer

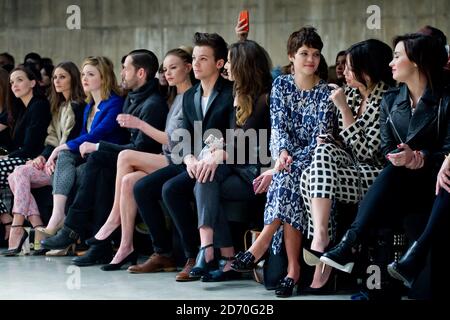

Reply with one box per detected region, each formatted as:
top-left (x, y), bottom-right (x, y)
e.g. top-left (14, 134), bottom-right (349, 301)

top-left (321, 34), bottom-right (450, 275)
top-left (0, 65), bottom-right (51, 254)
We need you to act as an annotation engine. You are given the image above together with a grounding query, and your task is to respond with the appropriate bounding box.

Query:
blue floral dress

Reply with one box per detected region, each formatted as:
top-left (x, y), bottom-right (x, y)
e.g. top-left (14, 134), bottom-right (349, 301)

top-left (265, 74), bottom-right (336, 253)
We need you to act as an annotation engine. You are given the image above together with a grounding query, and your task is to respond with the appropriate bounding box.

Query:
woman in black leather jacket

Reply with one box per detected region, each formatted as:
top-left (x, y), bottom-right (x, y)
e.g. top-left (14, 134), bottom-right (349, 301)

top-left (319, 33), bottom-right (450, 277)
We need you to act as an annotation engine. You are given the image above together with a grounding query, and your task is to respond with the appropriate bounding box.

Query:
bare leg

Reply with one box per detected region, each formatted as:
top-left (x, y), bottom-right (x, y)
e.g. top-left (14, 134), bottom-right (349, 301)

top-left (247, 219), bottom-right (282, 261)
top-left (219, 246), bottom-right (235, 271)
top-left (110, 171), bottom-right (146, 264)
top-left (46, 194), bottom-right (67, 230)
top-left (310, 197), bottom-right (332, 252)
top-left (95, 151), bottom-right (168, 240)
top-left (28, 214), bottom-right (45, 243)
top-left (309, 197), bottom-right (333, 288)
top-left (284, 223), bottom-right (301, 283)
top-left (106, 151), bottom-right (168, 263)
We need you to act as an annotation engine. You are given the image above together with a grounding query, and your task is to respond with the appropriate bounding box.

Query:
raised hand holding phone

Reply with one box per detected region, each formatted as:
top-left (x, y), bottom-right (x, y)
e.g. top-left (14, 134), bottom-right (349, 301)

top-left (235, 10), bottom-right (249, 40)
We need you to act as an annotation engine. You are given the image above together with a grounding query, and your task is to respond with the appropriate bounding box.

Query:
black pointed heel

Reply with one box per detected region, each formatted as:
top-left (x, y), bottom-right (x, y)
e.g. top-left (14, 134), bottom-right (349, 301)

top-left (100, 250), bottom-right (138, 271)
top-left (3, 225), bottom-right (29, 256)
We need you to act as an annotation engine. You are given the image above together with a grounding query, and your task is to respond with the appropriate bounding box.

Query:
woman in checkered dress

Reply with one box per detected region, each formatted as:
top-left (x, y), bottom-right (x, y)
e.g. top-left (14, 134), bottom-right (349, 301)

top-left (300, 39), bottom-right (395, 290)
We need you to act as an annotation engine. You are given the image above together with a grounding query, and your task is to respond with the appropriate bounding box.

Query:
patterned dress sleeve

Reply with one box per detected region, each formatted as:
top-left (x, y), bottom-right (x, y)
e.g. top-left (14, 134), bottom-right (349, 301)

top-left (269, 77), bottom-right (293, 159)
top-left (296, 89), bottom-right (336, 166)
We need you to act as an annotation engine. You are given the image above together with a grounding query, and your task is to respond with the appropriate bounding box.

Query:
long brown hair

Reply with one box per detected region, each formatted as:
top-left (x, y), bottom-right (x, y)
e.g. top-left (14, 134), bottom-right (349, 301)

top-left (81, 56), bottom-right (122, 103)
top-left (228, 40), bottom-right (272, 126)
top-left (49, 61), bottom-right (85, 116)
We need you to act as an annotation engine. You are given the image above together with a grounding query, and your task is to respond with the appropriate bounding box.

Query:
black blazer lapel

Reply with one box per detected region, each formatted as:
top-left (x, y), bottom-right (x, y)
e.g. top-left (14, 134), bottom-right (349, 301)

top-left (194, 85), bottom-right (203, 121)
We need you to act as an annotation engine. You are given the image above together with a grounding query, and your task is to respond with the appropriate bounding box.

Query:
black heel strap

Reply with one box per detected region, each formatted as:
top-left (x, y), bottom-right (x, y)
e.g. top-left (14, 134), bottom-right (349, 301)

top-left (200, 243), bottom-right (214, 250)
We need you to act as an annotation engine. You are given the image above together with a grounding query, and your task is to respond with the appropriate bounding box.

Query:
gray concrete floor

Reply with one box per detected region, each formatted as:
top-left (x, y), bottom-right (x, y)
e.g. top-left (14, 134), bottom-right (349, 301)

top-left (0, 255), bottom-right (352, 300)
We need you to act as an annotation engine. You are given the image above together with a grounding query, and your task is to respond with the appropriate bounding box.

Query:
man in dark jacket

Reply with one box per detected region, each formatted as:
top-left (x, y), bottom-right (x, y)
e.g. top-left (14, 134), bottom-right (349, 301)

top-left (42, 50), bottom-right (168, 261)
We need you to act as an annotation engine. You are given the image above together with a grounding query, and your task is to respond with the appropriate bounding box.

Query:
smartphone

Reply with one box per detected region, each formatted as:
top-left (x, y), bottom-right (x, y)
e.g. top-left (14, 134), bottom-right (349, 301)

top-left (239, 10), bottom-right (249, 33)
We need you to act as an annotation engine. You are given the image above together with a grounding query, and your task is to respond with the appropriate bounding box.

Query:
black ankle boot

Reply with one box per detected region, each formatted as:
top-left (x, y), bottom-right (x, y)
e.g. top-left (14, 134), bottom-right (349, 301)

top-left (72, 242), bottom-right (113, 267)
top-left (189, 244), bottom-right (215, 279)
top-left (387, 241), bottom-right (426, 288)
top-left (320, 230), bottom-right (359, 273)
top-left (41, 226), bottom-right (79, 250)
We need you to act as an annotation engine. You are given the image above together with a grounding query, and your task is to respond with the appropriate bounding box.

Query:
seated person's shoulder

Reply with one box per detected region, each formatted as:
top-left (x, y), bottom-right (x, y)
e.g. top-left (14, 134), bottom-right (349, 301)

top-left (381, 86), bottom-right (402, 103)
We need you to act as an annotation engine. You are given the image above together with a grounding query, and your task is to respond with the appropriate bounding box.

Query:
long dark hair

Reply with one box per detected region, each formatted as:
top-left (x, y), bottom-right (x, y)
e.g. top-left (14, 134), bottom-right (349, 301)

top-left (7, 65), bottom-right (41, 130)
top-left (393, 33), bottom-right (448, 91)
top-left (49, 61), bottom-right (85, 116)
top-left (346, 39), bottom-right (395, 88)
top-left (228, 40), bottom-right (272, 126)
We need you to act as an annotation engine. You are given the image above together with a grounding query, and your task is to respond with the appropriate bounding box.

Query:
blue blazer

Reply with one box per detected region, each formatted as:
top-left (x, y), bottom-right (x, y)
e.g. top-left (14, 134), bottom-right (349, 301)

top-left (66, 92), bottom-right (125, 152)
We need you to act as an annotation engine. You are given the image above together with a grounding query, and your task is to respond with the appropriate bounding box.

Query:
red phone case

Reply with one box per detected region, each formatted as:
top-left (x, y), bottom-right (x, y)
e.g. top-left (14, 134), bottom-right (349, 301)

top-left (239, 10), bottom-right (249, 33)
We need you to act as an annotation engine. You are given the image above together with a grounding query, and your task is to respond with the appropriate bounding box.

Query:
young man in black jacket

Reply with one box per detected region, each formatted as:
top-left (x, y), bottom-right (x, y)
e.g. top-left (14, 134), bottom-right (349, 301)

top-left (129, 33), bottom-right (234, 280)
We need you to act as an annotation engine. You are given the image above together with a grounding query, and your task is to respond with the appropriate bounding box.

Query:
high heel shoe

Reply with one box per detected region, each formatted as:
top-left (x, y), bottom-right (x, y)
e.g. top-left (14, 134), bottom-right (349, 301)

top-left (45, 243), bottom-right (76, 256)
top-left (275, 277), bottom-right (297, 298)
top-left (303, 248), bottom-right (324, 266)
top-left (231, 251), bottom-right (261, 272)
top-left (3, 225), bottom-right (30, 256)
top-left (35, 219), bottom-right (64, 237)
top-left (31, 225), bottom-right (48, 256)
top-left (101, 250), bottom-right (138, 271)
top-left (189, 243), bottom-right (215, 279)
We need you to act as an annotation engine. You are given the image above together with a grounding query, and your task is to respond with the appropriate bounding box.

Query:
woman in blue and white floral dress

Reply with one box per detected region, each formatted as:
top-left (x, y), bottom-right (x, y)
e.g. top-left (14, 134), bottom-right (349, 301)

top-left (232, 26), bottom-right (336, 297)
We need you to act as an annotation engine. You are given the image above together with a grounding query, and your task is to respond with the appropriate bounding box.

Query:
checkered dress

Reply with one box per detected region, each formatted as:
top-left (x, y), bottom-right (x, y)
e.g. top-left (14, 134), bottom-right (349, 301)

top-left (300, 81), bottom-right (389, 240)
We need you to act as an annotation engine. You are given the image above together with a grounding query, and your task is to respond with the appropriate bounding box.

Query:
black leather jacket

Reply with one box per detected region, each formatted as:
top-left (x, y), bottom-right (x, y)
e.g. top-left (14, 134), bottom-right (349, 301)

top-left (380, 84), bottom-right (450, 170)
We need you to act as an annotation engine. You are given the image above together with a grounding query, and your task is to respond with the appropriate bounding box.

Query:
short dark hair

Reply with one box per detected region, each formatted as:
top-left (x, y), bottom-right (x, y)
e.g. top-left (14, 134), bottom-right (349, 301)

top-left (287, 26), bottom-right (323, 56)
top-left (193, 32), bottom-right (228, 63)
top-left (24, 52), bottom-right (41, 64)
top-left (127, 49), bottom-right (159, 81)
top-left (0, 52), bottom-right (15, 66)
top-left (393, 33), bottom-right (448, 90)
top-left (346, 39), bottom-right (394, 88)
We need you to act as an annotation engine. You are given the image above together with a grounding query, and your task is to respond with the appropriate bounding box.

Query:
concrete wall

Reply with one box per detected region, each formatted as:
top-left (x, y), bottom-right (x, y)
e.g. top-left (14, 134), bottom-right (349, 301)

top-left (1, 0), bottom-right (449, 75)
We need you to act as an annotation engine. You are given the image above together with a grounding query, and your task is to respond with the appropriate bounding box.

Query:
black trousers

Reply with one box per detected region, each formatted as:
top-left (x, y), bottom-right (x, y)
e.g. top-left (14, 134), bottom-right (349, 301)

top-left (350, 164), bottom-right (437, 241)
top-left (133, 164), bottom-right (187, 255)
top-left (161, 168), bottom-right (200, 259)
top-left (65, 150), bottom-right (118, 238)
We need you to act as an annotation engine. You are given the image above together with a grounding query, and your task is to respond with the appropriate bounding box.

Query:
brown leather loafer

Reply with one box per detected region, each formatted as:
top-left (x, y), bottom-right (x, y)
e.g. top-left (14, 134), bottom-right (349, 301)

top-left (128, 253), bottom-right (176, 273)
top-left (175, 258), bottom-right (197, 282)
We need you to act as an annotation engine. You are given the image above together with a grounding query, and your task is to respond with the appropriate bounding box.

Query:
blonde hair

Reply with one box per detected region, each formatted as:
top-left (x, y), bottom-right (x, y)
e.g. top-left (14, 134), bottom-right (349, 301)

top-left (81, 56), bottom-right (122, 102)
